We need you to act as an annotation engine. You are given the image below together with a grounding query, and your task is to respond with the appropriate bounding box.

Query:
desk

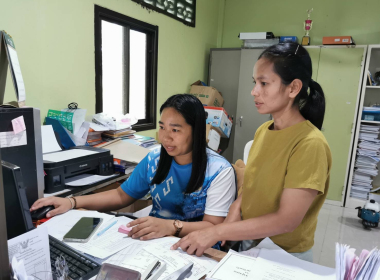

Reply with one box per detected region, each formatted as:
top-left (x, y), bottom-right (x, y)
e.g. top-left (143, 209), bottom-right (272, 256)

top-left (204, 248), bottom-right (226, 262)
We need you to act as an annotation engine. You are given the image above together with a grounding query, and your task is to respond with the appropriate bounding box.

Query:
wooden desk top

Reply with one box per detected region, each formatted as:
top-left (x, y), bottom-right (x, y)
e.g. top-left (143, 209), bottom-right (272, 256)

top-left (204, 248), bottom-right (227, 262)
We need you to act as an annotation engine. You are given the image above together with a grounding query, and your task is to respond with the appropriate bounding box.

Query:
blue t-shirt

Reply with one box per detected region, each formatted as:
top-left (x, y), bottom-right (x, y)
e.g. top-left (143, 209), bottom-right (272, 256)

top-left (121, 148), bottom-right (233, 222)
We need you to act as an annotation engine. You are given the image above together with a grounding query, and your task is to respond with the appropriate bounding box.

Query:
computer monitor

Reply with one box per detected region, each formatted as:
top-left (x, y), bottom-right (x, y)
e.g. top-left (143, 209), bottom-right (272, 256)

top-left (2, 160), bottom-right (34, 240)
top-left (0, 153), bottom-right (10, 279)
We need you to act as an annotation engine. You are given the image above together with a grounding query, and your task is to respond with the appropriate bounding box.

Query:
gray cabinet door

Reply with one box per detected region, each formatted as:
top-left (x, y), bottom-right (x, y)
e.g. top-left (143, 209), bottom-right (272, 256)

top-left (209, 49), bottom-right (241, 163)
top-left (233, 49), bottom-right (271, 162)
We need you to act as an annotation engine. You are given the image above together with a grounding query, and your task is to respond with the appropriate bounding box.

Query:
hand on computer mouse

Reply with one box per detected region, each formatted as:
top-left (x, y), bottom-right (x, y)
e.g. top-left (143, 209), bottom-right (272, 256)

top-left (31, 205), bottom-right (55, 220)
top-left (30, 197), bottom-right (72, 218)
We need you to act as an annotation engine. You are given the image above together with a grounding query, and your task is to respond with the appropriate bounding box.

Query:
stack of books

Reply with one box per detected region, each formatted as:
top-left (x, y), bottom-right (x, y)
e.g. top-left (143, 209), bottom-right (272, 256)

top-left (113, 158), bottom-right (137, 175)
top-left (87, 129), bottom-right (103, 146)
top-left (351, 125), bottom-right (380, 200)
top-left (123, 134), bottom-right (160, 150)
top-left (102, 128), bottom-right (136, 139)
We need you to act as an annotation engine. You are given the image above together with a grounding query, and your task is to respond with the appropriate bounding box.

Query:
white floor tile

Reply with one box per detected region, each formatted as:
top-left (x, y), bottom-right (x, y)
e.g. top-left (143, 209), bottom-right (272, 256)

top-left (312, 203), bottom-right (380, 267)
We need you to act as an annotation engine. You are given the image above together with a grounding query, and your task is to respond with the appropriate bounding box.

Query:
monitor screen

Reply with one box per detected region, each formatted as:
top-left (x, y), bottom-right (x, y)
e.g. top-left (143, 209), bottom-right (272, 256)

top-left (2, 161), bottom-right (34, 240)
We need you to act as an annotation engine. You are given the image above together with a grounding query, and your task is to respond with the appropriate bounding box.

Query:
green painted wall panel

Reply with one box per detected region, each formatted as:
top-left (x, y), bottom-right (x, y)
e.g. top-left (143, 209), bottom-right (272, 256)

top-left (306, 47), bottom-right (321, 81)
top-left (222, 0), bottom-right (380, 48)
top-left (316, 47), bottom-right (364, 201)
top-left (0, 0), bottom-right (222, 138)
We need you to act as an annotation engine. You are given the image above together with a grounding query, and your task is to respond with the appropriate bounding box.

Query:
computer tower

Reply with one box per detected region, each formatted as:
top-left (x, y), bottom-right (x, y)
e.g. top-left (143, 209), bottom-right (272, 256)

top-left (2, 160), bottom-right (34, 239)
top-left (0, 107), bottom-right (44, 206)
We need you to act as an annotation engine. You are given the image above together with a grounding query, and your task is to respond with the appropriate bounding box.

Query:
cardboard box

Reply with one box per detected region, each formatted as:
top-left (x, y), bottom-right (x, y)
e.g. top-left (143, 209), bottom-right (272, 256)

top-left (205, 106), bottom-right (232, 138)
top-left (206, 124), bottom-right (221, 151)
top-left (322, 36), bottom-right (355, 45)
top-left (190, 80), bottom-right (224, 107)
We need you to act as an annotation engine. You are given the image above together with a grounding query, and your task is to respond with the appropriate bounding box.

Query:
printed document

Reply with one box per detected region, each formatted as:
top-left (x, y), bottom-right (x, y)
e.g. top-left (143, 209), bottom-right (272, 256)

top-left (207, 250), bottom-right (256, 280)
top-left (0, 131), bottom-right (27, 148)
top-left (253, 248), bottom-right (335, 280)
top-left (8, 226), bottom-right (51, 279)
top-left (41, 210), bottom-right (138, 259)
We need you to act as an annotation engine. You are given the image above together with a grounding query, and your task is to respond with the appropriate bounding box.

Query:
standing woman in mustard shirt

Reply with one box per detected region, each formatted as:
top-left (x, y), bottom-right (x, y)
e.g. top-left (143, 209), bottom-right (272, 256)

top-left (172, 42), bottom-right (332, 262)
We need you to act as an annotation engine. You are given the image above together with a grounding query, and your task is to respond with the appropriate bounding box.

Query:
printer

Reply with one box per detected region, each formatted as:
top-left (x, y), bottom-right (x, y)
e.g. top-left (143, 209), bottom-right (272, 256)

top-left (43, 146), bottom-right (114, 193)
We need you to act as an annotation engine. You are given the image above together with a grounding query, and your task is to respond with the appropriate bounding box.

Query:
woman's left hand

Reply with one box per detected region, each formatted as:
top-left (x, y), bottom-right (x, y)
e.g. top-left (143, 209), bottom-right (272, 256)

top-left (170, 227), bottom-right (219, 257)
top-left (127, 217), bottom-right (174, 240)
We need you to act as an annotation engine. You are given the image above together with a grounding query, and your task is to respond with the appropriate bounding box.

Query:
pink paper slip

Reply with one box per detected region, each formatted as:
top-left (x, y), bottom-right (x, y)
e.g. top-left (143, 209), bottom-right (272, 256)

top-left (118, 225), bottom-right (132, 234)
top-left (12, 116), bottom-right (26, 134)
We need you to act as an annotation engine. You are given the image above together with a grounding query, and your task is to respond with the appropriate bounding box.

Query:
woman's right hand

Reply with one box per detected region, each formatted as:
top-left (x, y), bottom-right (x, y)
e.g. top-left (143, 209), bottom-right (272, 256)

top-left (30, 197), bottom-right (72, 218)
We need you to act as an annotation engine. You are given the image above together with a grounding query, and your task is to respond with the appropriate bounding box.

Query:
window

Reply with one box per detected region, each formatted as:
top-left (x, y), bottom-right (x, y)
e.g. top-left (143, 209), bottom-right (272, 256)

top-left (131, 0), bottom-right (196, 27)
top-left (95, 5), bottom-right (158, 131)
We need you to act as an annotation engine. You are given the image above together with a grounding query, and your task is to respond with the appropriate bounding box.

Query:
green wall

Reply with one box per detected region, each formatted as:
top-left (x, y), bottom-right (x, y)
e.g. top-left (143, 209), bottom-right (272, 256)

top-left (0, 0), bottom-right (222, 138)
top-left (221, 0), bottom-right (380, 48)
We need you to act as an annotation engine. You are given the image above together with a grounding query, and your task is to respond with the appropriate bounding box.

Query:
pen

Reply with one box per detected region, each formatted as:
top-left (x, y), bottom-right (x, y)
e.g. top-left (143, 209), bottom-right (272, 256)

top-left (96, 220), bottom-right (117, 237)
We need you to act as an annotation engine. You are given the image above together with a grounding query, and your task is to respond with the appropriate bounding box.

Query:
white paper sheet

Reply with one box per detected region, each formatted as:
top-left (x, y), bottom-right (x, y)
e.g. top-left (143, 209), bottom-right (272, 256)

top-left (89, 122), bottom-right (109, 132)
top-left (239, 237), bottom-right (280, 258)
top-left (8, 226), bottom-right (51, 279)
top-left (207, 250), bottom-right (256, 280)
top-left (208, 129), bottom-right (221, 151)
top-left (65, 216), bottom-right (140, 259)
top-left (43, 188), bottom-right (72, 198)
top-left (7, 46), bottom-right (26, 102)
top-left (40, 210), bottom-right (114, 241)
top-left (43, 149), bottom-right (98, 162)
top-left (133, 205), bottom-right (153, 218)
top-left (148, 241), bottom-right (217, 280)
top-left (0, 130), bottom-right (27, 148)
top-left (254, 248), bottom-right (335, 280)
top-left (104, 237), bottom-right (216, 280)
top-left (105, 241), bottom-right (154, 270)
top-left (41, 125), bottom-right (62, 154)
top-left (65, 174), bottom-right (118, 187)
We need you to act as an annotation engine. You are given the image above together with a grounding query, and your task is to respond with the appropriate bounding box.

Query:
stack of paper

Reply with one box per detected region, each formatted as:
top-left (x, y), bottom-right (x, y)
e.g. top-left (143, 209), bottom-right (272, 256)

top-left (351, 125), bottom-right (380, 200)
top-left (363, 107), bottom-right (380, 112)
top-left (207, 238), bottom-right (335, 280)
top-left (41, 210), bottom-right (218, 280)
top-left (335, 243), bottom-right (380, 280)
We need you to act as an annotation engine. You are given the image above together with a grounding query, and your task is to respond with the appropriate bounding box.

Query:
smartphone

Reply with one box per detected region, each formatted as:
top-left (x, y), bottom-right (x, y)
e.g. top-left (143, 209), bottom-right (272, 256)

top-left (63, 217), bottom-right (103, 243)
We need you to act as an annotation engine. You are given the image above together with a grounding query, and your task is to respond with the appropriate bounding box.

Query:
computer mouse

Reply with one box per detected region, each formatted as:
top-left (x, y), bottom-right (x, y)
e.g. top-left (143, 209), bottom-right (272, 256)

top-left (31, 205), bottom-right (55, 220)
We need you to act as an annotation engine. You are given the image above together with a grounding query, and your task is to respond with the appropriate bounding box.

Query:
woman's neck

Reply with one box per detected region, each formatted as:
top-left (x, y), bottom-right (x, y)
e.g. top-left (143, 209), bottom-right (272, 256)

top-left (174, 151), bottom-right (193, 165)
top-left (271, 107), bottom-right (306, 130)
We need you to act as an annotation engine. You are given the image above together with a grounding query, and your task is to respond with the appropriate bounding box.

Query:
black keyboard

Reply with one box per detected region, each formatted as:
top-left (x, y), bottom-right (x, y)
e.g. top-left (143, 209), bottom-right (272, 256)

top-left (49, 235), bottom-right (101, 280)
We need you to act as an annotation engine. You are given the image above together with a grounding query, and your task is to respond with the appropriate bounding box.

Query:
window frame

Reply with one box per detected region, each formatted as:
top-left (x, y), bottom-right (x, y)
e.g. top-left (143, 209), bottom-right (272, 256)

top-left (95, 5), bottom-right (158, 131)
top-left (131, 0), bottom-right (196, 27)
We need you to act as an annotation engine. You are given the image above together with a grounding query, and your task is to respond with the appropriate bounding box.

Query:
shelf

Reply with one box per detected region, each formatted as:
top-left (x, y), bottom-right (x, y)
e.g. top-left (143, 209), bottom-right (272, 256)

top-left (366, 86), bottom-right (380, 88)
top-left (361, 120), bottom-right (380, 124)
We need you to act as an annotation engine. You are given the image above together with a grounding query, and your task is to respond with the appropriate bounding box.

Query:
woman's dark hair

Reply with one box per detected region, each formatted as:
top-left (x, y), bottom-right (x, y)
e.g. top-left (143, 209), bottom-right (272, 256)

top-left (259, 42), bottom-right (325, 130)
top-left (151, 94), bottom-right (208, 193)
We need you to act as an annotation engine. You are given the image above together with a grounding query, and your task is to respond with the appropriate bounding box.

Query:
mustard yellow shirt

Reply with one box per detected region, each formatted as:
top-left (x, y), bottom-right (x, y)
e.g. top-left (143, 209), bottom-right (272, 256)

top-left (241, 120), bottom-right (332, 253)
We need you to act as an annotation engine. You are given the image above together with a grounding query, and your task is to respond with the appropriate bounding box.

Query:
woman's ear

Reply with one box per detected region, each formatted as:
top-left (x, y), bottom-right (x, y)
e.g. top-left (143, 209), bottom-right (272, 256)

top-left (288, 79), bottom-right (303, 98)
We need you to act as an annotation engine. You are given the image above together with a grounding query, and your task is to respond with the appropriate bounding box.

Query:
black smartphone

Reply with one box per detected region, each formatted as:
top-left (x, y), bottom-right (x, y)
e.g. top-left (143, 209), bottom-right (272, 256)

top-left (63, 217), bottom-right (103, 243)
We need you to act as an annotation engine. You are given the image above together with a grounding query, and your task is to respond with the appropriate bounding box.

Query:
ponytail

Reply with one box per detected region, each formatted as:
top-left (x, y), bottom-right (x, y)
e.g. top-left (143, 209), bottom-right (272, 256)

top-left (259, 43), bottom-right (326, 130)
top-left (299, 79), bottom-right (325, 130)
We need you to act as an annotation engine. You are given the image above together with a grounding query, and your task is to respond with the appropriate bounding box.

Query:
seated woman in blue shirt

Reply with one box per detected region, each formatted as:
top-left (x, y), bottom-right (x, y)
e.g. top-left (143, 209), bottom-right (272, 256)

top-left (30, 94), bottom-right (236, 240)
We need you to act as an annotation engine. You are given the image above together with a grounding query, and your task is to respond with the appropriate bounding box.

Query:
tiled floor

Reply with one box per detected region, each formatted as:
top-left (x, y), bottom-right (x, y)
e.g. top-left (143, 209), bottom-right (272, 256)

top-left (313, 203), bottom-right (380, 267)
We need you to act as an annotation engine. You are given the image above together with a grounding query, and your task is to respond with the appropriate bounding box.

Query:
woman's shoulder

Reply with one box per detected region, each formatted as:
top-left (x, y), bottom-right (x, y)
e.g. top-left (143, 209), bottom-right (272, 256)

top-left (297, 121), bottom-right (331, 151)
top-left (146, 146), bottom-right (161, 162)
top-left (206, 148), bottom-right (232, 169)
